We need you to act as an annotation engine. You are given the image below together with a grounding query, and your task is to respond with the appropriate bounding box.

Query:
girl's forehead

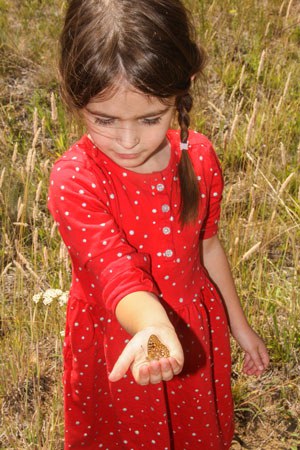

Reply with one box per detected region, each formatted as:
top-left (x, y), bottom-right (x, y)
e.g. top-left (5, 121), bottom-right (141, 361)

top-left (88, 84), bottom-right (175, 113)
top-left (92, 83), bottom-right (156, 104)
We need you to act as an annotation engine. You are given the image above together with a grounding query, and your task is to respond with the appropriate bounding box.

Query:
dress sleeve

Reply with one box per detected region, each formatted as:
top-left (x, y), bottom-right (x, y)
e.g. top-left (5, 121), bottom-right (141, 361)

top-left (200, 143), bottom-right (224, 240)
top-left (47, 159), bottom-right (159, 313)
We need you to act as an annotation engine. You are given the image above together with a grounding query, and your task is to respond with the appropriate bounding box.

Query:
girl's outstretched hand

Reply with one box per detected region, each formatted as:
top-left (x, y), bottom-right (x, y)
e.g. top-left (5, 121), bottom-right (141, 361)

top-left (108, 326), bottom-right (184, 385)
top-left (232, 325), bottom-right (269, 376)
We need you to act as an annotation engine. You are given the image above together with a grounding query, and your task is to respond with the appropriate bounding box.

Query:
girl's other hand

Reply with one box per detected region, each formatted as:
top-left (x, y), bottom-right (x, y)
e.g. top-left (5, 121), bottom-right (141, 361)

top-left (108, 326), bottom-right (184, 385)
top-left (232, 325), bottom-right (270, 376)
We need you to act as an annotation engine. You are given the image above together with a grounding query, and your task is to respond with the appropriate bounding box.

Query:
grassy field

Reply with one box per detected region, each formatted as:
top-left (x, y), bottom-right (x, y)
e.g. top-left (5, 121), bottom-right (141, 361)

top-left (0, 0), bottom-right (299, 448)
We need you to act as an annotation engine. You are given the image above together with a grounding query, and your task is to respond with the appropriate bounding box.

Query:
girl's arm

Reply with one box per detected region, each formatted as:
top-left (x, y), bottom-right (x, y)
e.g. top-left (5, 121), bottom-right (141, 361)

top-left (108, 291), bottom-right (184, 385)
top-left (201, 234), bottom-right (269, 376)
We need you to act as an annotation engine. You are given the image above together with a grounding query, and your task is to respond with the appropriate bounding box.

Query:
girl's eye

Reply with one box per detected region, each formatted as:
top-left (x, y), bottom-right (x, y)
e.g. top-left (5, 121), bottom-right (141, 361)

top-left (142, 117), bottom-right (162, 126)
top-left (94, 117), bottom-right (115, 126)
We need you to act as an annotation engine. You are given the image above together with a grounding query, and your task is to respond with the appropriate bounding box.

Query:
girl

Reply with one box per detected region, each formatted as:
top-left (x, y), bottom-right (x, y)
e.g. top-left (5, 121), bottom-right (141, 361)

top-left (48, 1), bottom-right (269, 449)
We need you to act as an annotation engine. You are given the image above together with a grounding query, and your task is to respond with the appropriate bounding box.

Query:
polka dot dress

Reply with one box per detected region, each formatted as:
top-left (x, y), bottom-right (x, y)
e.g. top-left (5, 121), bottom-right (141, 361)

top-left (48, 130), bottom-right (234, 449)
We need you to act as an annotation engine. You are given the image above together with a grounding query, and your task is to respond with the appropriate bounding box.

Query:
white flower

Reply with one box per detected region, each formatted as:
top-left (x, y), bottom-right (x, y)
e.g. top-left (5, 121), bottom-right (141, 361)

top-left (60, 330), bottom-right (65, 337)
top-left (33, 288), bottom-right (69, 306)
top-left (58, 292), bottom-right (69, 306)
top-left (32, 293), bottom-right (43, 303)
top-left (43, 295), bottom-right (55, 305)
top-left (42, 288), bottom-right (63, 305)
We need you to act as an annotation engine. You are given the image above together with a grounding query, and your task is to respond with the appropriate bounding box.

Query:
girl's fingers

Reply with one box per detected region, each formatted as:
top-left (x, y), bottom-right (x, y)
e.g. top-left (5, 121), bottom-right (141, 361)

top-left (153, 358), bottom-right (174, 382)
top-left (169, 356), bottom-right (183, 375)
top-left (243, 359), bottom-right (254, 372)
top-left (251, 351), bottom-right (265, 372)
top-left (243, 346), bottom-right (269, 376)
top-left (160, 358), bottom-right (175, 381)
top-left (136, 357), bottom-right (180, 385)
top-left (137, 364), bottom-right (151, 385)
top-left (148, 360), bottom-right (164, 384)
top-left (109, 343), bottom-right (135, 382)
top-left (243, 353), bottom-right (252, 370)
top-left (260, 345), bottom-right (270, 368)
top-left (245, 365), bottom-right (258, 376)
top-left (243, 353), bottom-right (254, 373)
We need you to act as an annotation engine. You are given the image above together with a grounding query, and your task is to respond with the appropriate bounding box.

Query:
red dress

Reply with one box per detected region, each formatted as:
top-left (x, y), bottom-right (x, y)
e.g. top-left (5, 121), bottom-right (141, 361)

top-left (48, 129), bottom-right (234, 450)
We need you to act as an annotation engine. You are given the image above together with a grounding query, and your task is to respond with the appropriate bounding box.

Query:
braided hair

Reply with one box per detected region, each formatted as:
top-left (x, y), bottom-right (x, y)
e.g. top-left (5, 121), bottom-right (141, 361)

top-left (176, 92), bottom-right (200, 224)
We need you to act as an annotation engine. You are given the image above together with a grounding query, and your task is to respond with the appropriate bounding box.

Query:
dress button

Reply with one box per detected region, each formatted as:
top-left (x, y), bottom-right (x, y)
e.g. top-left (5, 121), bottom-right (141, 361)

top-left (162, 204), bottom-right (170, 213)
top-left (163, 227), bottom-right (171, 235)
top-left (164, 249), bottom-right (173, 258)
top-left (156, 183), bottom-right (165, 192)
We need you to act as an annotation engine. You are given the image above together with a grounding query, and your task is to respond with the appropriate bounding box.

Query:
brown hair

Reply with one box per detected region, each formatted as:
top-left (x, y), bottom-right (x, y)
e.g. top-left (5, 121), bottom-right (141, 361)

top-left (60, 0), bottom-right (206, 225)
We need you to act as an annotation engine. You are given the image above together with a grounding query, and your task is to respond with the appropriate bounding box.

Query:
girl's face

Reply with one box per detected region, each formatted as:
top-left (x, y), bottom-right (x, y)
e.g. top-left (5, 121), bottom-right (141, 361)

top-left (82, 85), bottom-right (175, 172)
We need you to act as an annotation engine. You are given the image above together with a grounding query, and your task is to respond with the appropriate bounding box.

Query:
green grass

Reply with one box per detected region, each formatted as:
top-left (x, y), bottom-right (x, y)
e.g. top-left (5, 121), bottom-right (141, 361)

top-left (0, 0), bottom-right (299, 448)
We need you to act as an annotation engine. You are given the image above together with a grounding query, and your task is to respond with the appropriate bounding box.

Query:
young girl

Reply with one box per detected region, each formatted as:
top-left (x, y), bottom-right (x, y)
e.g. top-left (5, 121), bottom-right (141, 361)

top-left (48, 1), bottom-right (269, 448)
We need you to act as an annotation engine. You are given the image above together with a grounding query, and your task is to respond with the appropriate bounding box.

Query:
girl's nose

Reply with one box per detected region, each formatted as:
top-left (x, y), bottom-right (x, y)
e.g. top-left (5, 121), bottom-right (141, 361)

top-left (116, 127), bottom-right (140, 149)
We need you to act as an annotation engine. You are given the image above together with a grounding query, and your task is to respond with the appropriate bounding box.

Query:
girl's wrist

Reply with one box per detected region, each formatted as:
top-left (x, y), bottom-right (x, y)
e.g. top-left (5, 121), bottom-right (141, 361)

top-left (136, 323), bottom-right (175, 335)
top-left (128, 319), bottom-right (176, 337)
top-left (115, 291), bottom-right (174, 335)
top-left (229, 317), bottom-right (251, 339)
top-left (231, 323), bottom-right (258, 346)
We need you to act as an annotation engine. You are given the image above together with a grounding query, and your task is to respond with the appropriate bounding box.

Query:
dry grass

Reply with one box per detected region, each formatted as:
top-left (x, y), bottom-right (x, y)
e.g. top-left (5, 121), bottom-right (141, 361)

top-left (0, 0), bottom-right (299, 448)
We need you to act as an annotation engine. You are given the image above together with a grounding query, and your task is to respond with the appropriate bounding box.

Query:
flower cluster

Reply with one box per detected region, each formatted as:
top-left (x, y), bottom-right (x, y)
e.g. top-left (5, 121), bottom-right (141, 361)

top-left (32, 289), bottom-right (69, 306)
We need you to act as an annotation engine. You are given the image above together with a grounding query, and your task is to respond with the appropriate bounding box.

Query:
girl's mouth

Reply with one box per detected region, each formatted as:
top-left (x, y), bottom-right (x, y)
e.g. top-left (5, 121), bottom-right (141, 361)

top-left (116, 153), bottom-right (139, 159)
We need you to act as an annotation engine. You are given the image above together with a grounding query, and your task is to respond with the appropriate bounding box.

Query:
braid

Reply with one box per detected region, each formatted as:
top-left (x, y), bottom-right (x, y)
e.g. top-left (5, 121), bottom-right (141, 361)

top-left (176, 93), bottom-right (200, 225)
